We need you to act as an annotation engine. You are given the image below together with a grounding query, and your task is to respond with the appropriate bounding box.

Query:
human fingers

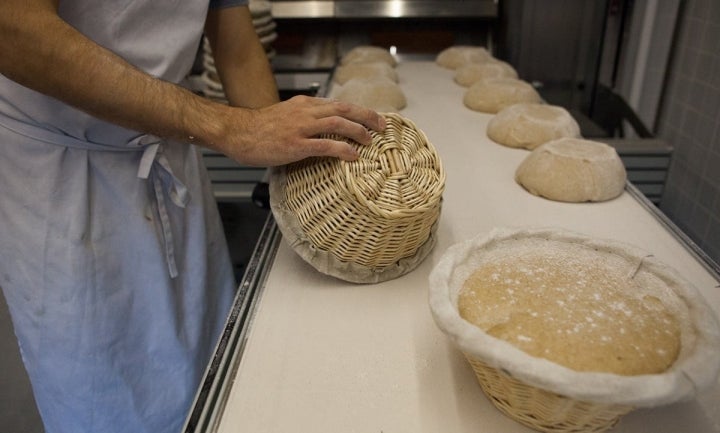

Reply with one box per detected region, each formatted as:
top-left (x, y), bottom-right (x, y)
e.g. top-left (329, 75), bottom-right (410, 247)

top-left (308, 115), bottom-right (376, 146)
top-left (286, 95), bottom-right (386, 132)
top-left (303, 136), bottom-right (360, 161)
top-left (292, 96), bottom-right (386, 133)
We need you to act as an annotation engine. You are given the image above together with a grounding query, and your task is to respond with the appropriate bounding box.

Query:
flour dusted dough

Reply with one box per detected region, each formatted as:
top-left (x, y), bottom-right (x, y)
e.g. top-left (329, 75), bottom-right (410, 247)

top-left (515, 137), bottom-right (626, 202)
top-left (334, 77), bottom-right (406, 112)
top-left (429, 227), bottom-right (720, 406)
top-left (333, 62), bottom-right (399, 85)
top-left (454, 61), bottom-right (518, 87)
top-left (487, 103), bottom-right (581, 149)
top-left (458, 242), bottom-right (683, 375)
top-left (436, 46), bottom-right (493, 69)
top-left (463, 78), bottom-right (541, 113)
top-left (340, 46), bottom-right (397, 67)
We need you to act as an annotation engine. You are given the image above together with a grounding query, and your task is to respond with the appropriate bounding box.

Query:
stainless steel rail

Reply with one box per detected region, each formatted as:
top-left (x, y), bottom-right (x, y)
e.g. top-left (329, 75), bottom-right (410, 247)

top-left (183, 215), bottom-right (281, 433)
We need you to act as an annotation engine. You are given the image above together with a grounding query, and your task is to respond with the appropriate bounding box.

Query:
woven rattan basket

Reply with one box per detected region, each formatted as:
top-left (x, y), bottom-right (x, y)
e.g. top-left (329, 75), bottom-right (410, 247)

top-left (270, 113), bottom-right (445, 283)
top-left (464, 356), bottom-right (634, 433)
top-left (429, 228), bottom-right (720, 433)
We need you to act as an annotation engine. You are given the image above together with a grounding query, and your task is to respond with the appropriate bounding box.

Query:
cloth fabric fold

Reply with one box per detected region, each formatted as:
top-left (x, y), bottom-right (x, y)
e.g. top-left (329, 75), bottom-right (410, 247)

top-left (0, 114), bottom-right (235, 433)
top-left (136, 136), bottom-right (190, 278)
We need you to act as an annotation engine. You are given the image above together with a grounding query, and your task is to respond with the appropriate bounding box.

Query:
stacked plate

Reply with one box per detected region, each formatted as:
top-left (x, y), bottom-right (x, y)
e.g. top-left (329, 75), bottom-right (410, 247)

top-left (251, 0), bottom-right (277, 59)
top-left (201, 0), bottom-right (277, 102)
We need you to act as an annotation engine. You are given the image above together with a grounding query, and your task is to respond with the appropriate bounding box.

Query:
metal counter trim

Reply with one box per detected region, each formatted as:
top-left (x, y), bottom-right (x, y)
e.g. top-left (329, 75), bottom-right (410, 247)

top-left (183, 214), bottom-right (280, 433)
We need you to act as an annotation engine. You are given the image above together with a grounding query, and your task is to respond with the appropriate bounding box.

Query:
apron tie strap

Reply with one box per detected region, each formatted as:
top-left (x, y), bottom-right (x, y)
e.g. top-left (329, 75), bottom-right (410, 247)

top-left (134, 135), bottom-right (189, 278)
top-left (0, 113), bottom-right (192, 279)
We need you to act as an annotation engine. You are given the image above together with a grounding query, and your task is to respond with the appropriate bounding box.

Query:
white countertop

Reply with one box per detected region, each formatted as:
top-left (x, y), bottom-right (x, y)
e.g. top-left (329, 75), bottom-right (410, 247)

top-left (215, 62), bottom-right (720, 433)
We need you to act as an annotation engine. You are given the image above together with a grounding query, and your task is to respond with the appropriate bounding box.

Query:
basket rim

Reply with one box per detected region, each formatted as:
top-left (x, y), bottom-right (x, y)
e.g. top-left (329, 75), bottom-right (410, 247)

top-left (428, 226), bottom-right (720, 407)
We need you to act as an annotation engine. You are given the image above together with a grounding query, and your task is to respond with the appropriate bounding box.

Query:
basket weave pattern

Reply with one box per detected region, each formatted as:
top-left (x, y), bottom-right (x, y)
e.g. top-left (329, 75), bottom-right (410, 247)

top-left (283, 113), bottom-right (445, 269)
top-left (464, 354), bottom-right (635, 433)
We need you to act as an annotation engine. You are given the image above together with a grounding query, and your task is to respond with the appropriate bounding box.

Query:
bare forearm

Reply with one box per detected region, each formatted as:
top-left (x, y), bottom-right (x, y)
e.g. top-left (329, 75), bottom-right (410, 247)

top-left (0, 0), bottom-right (234, 149)
top-left (221, 41), bottom-right (279, 108)
top-left (0, 0), bottom-right (385, 167)
top-left (205, 6), bottom-right (279, 108)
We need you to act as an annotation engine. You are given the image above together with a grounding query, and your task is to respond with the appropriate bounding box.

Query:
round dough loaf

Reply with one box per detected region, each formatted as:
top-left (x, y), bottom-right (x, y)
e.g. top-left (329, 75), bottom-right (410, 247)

top-left (340, 46), bottom-right (397, 67)
top-left (515, 137), bottom-right (627, 202)
top-left (454, 60), bottom-right (518, 87)
top-left (463, 78), bottom-right (542, 113)
top-left (333, 62), bottom-right (399, 85)
top-left (334, 77), bottom-right (406, 112)
top-left (487, 103), bottom-right (581, 149)
top-left (436, 45), bottom-right (493, 69)
top-left (457, 240), bottom-right (684, 375)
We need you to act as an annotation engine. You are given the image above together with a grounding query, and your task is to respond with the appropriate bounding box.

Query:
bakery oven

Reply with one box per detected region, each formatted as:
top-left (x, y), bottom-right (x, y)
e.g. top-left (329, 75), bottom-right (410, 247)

top-left (268, 0), bottom-right (499, 71)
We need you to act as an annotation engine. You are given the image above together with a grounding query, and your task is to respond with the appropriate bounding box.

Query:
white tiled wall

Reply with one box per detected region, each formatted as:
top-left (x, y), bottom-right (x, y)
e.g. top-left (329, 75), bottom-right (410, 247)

top-left (658, 0), bottom-right (720, 262)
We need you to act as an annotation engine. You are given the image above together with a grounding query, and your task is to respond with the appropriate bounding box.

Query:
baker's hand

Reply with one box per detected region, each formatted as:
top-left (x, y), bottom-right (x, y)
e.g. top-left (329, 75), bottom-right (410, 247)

top-left (218, 96), bottom-right (386, 167)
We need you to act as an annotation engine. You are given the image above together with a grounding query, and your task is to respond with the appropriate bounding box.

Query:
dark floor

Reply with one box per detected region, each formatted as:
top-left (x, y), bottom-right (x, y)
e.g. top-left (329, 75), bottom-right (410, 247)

top-left (0, 200), bottom-right (269, 433)
top-left (218, 201), bottom-right (272, 285)
top-left (0, 293), bottom-right (43, 433)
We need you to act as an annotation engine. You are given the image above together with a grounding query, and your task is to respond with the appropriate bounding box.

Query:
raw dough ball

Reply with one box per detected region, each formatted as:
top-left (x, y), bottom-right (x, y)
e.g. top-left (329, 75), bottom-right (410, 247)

top-left (515, 137), bottom-right (627, 202)
top-left (333, 62), bottom-right (399, 85)
top-left (458, 243), bottom-right (682, 375)
top-left (487, 103), bottom-right (581, 149)
top-left (340, 46), bottom-right (397, 67)
top-left (436, 45), bottom-right (493, 69)
top-left (334, 77), bottom-right (406, 112)
top-left (454, 60), bottom-right (518, 87)
top-left (463, 78), bottom-right (542, 113)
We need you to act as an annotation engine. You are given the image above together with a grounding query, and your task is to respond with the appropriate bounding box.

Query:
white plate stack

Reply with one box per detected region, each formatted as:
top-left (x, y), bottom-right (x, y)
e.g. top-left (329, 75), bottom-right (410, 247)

top-left (201, 0), bottom-right (277, 103)
top-left (251, 0), bottom-right (277, 60)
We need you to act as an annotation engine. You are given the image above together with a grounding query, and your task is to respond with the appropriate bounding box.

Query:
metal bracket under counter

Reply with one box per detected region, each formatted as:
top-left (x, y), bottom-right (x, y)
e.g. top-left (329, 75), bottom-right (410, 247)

top-left (270, 0), bottom-right (499, 19)
top-left (602, 138), bottom-right (674, 206)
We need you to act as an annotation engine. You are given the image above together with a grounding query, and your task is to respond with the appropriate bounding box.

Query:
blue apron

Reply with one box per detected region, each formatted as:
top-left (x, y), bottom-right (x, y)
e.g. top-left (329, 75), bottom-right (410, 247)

top-left (0, 1), bottom-right (242, 431)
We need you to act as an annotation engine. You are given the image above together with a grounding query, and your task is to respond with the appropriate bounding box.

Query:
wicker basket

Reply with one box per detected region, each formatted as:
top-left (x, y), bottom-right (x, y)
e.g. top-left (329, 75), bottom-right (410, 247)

top-left (270, 113), bottom-right (445, 283)
top-left (464, 355), bottom-right (634, 433)
top-left (428, 228), bottom-right (720, 432)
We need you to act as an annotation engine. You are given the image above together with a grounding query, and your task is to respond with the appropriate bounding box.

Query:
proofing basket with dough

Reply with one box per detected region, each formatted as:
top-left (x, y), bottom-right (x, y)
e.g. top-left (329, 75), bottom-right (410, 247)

top-left (270, 113), bottom-right (445, 283)
top-left (428, 227), bottom-right (720, 433)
